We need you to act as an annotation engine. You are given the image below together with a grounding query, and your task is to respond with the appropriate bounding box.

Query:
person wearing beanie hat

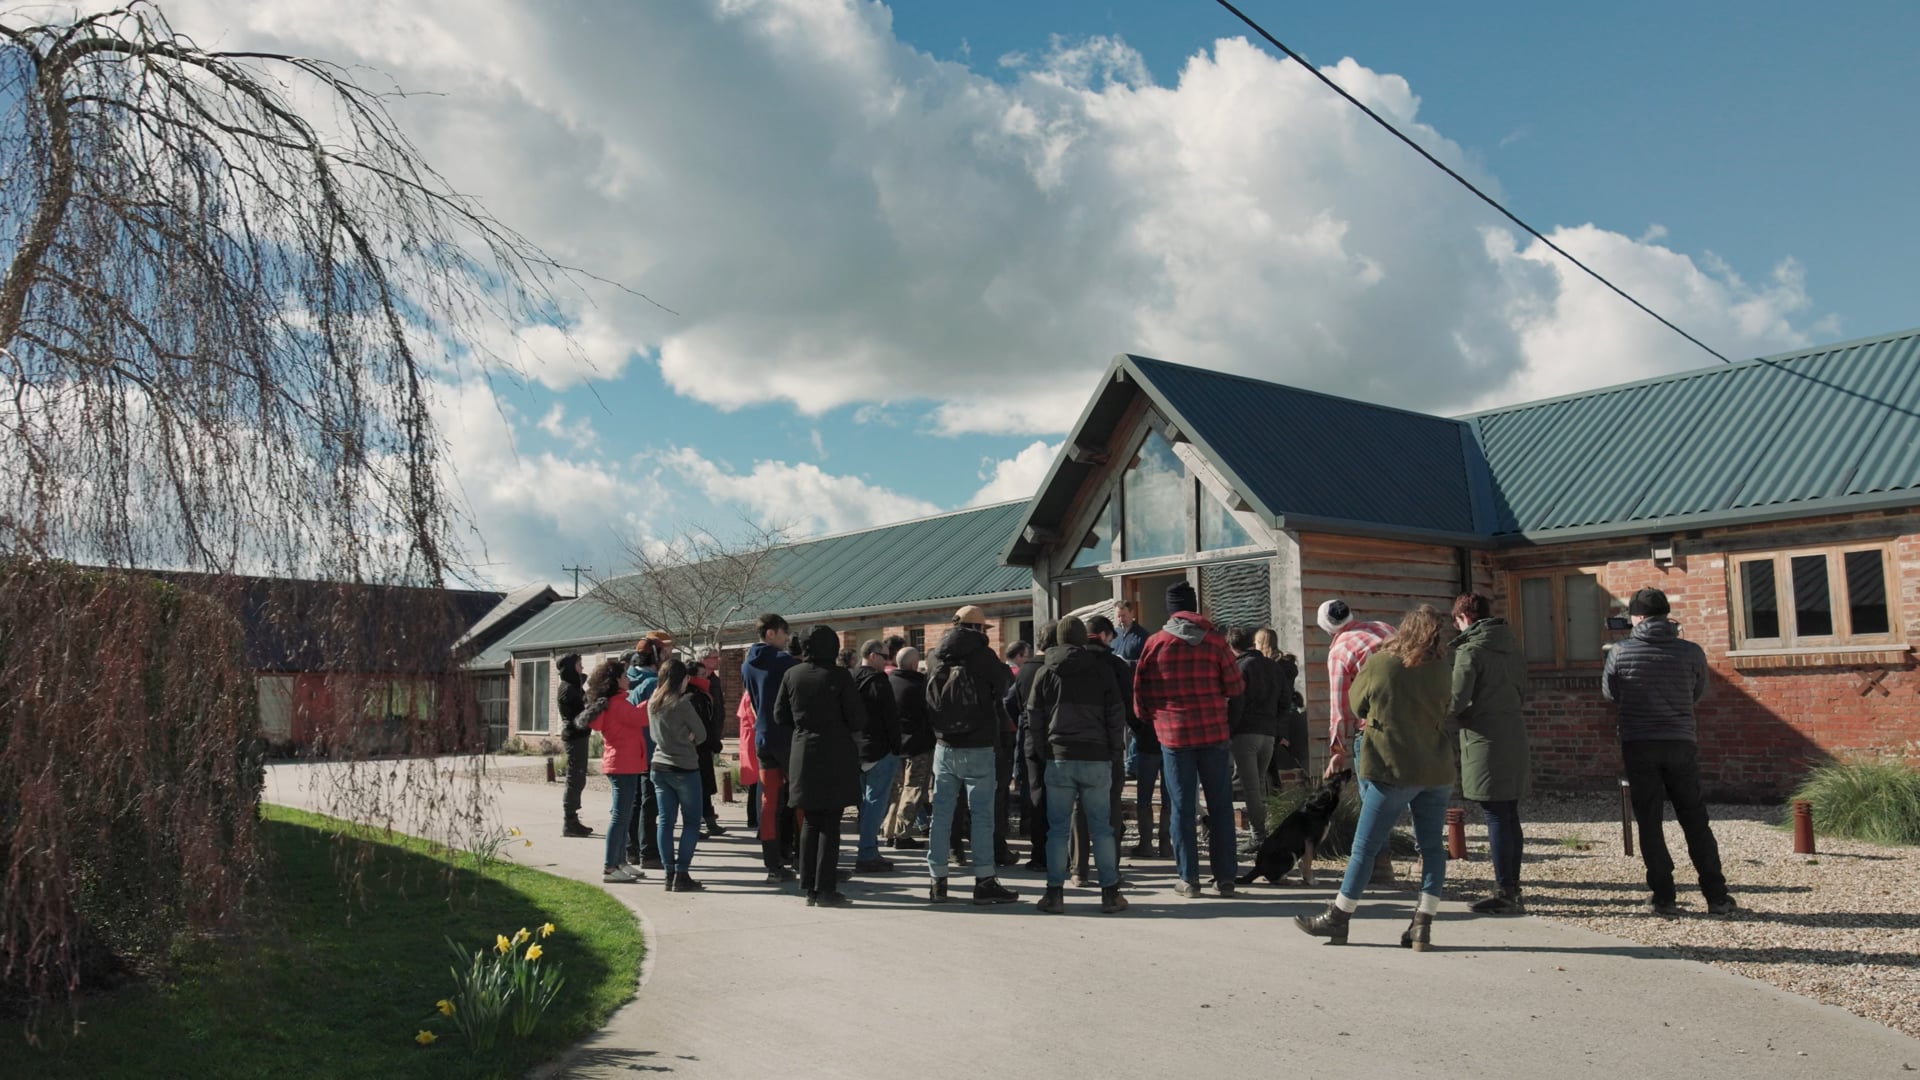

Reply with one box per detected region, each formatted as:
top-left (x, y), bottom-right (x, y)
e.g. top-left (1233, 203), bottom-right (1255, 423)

top-left (1320, 598), bottom-right (1397, 781)
top-left (1133, 578), bottom-right (1246, 897)
top-left (556, 653), bottom-right (594, 838)
top-left (1603, 587), bottom-right (1736, 917)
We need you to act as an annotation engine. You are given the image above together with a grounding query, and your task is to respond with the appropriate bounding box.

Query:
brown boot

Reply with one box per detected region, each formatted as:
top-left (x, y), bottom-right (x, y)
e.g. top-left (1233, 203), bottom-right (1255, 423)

top-left (1400, 912), bottom-right (1434, 952)
top-left (1294, 901), bottom-right (1351, 944)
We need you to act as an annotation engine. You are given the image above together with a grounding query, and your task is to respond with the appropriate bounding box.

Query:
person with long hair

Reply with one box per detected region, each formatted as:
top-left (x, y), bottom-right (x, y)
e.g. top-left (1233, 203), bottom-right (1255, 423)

top-left (773, 625), bottom-right (868, 907)
top-left (1296, 604), bottom-right (1457, 950)
top-left (576, 657), bottom-right (649, 884)
top-left (649, 657), bottom-right (709, 892)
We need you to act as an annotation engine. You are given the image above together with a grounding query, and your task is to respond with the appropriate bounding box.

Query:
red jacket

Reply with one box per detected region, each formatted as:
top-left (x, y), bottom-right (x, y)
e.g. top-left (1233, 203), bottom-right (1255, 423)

top-left (1134, 612), bottom-right (1245, 749)
top-left (593, 695), bottom-right (650, 775)
top-left (736, 693), bottom-right (760, 786)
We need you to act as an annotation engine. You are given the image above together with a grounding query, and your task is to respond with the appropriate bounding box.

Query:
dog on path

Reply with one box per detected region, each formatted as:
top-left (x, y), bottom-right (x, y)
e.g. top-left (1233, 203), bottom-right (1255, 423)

top-left (1235, 771), bottom-right (1351, 887)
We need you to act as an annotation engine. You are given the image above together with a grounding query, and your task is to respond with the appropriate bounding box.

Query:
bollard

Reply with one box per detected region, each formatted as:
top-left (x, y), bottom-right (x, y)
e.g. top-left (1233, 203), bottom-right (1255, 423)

top-left (1446, 807), bottom-right (1467, 859)
top-left (546, 756), bottom-right (556, 783)
top-left (722, 768), bottom-right (735, 804)
top-left (1619, 778), bottom-right (1634, 857)
top-left (1792, 799), bottom-right (1816, 855)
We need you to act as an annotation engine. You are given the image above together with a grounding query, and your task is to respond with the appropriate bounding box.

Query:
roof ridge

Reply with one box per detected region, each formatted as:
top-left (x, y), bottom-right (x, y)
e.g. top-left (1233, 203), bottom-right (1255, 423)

top-left (1125, 353), bottom-right (1472, 430)
top-left (781, 497), bottom-right (1029, 550)
top-left (1459, 326), bottom-right (1920, 421)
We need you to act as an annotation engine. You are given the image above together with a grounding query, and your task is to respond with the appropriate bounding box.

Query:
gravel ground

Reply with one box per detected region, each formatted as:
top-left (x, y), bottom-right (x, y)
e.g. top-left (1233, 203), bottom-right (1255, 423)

top-left (498, 760), bottom-right (1917, 1039)
top-left (1440, 793), bottom-right (1920, 1039)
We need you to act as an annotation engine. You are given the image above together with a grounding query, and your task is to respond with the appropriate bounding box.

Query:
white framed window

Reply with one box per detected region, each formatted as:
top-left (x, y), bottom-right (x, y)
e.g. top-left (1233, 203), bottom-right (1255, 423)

top-left (515, 659), bottom-right (552, 733)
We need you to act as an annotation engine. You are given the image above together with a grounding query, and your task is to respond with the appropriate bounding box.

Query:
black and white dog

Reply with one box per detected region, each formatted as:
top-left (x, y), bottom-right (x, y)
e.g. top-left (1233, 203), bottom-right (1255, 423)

top-left (1235, 771), bottom-right (1351, 887)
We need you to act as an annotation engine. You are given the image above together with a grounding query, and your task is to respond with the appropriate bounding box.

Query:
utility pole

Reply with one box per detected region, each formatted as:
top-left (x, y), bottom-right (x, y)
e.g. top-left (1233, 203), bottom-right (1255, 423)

top-left (562, 565), bottom-right (592, 599)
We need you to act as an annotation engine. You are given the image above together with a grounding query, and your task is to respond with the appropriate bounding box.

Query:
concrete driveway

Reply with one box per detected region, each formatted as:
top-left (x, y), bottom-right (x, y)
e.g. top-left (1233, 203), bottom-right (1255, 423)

top-left (265, 762), bottom-right (1918, 1079)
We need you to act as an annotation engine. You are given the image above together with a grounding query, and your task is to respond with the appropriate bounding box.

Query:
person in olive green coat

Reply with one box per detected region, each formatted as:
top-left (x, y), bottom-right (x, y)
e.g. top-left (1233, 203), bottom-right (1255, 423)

top-left (1449, 593), bottom-right (1531, 915)
top-left (1295, 604), bottom-right (1456, 951)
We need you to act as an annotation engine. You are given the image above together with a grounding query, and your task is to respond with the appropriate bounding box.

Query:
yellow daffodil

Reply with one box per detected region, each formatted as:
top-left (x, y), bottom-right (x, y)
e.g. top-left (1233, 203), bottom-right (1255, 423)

top-left (509, 827), bottom-right (522, 837)
top-left (494, 934), bottom-right (511, 954)
top-left (435, 999), bottom-right (453, 1017)
top-left (540, 922), bottom-right (556, 938)
top-left (513, 928), bottom-right (530, 945)
top-left (523, 839), bottom-right (533, 847)
top-left (525, 943), bottom-right (543, 962)
top-left (415, 1030), bottom-right (437, 1046)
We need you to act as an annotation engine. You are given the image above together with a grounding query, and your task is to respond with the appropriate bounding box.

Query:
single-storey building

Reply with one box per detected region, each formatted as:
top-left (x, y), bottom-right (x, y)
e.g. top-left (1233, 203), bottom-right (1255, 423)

top-left (1007, 327), bottom-right (1920, 798)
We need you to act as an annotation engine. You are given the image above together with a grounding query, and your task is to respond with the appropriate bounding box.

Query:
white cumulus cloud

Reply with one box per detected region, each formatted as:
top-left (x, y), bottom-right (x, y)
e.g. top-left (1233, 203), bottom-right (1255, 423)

top-left (970, 440), bottom-right (1060, 505)
top-left (659, 447), bottom-right (942, 538)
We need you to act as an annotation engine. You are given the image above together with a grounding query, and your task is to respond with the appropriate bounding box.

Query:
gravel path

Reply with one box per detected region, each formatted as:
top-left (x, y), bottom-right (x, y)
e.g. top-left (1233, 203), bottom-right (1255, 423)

top-left (1441, 793), bottom-right (1920, 1039)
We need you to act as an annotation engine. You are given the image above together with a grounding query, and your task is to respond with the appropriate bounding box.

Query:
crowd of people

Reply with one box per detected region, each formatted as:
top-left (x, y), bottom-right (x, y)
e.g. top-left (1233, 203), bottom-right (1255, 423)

top-left (552, 582), bottom-right (1736, 946)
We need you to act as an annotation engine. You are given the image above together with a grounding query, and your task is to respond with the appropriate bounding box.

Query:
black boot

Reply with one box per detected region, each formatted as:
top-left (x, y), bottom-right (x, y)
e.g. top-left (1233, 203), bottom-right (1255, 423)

top-left (1036, 886), bottom-right (1064, 914)
top-left (973, 877), bottom-right (1019, 906)
top-left (674, 872), bottom-right (705, 893)
top-left (761, 841), bottom-right (795, 884)
top-left (928, 877), bottom-right (950, 904)
top-left (1400, 912), bottom-right (1434, 951)
top-left (1101, 885), bottom-right (1129, 914)
top-left (563, 817), bottom-right (594, 837)
top-left (1294, 901), bottom-right (1352, 944)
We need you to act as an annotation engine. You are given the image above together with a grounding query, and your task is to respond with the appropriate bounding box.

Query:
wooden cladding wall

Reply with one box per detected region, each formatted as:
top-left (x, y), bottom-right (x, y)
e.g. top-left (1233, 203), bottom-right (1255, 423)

top-left (1295, 533), bottom-right (1467, 772)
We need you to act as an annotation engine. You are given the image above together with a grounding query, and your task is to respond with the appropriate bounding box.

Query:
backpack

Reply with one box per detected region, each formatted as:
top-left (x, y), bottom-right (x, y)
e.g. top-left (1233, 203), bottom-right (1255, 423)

top-left (925, 660), bottom-right (987, 738)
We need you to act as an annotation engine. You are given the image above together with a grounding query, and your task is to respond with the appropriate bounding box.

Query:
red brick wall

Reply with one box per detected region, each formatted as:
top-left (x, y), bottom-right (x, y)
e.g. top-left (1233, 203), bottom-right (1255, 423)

top-left (1494, 514), bottom-right (1920, 799)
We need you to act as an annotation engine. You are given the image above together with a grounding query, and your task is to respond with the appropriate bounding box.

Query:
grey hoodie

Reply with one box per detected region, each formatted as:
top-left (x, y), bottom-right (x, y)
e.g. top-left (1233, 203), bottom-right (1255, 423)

top-left (1163, 616), bottom-right (1208, 646)
top-left (648, 695), bottom-right (706, 772)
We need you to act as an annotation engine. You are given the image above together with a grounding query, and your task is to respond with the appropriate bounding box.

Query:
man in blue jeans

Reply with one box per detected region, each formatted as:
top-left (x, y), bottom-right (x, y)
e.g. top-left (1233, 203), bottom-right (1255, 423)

top-left (1132, 581), bottom-right (1245, 897)
top-left (924, 605), bottom-right (1019, 906)
top-left (1028, 616), bottom-right (1129, 915)
top-left (850, 639), bottom-right (902, 874)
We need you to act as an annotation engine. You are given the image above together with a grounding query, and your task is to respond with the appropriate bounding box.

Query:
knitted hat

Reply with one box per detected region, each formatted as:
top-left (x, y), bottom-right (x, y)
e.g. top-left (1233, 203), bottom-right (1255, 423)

top-left (1317, 599), bottom-right (1354, 637)
top-left (1165, 580), bottom-right (1198, 615)
top-left (1628, 588), bottom-right (1670, 617)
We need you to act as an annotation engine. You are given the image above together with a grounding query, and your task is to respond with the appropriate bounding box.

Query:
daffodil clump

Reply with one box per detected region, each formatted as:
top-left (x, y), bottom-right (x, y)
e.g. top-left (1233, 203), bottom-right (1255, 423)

top-left (417, 920), bottom-right (565, 1052)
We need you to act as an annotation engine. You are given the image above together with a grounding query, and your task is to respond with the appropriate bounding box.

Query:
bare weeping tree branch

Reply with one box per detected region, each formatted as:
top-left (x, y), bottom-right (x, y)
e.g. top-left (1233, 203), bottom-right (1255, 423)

top-left (596, 518), bottom-right (796, 653)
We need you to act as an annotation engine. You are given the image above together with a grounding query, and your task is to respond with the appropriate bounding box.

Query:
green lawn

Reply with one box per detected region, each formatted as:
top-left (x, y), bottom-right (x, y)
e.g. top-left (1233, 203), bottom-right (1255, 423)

top-left (4, 805), bottom-right (644, 1080)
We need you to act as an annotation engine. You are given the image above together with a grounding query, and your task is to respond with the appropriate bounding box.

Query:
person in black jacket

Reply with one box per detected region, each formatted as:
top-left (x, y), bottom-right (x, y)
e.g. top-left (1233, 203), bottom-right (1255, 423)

top-left (1008, 626), bottom-right (1052, 871)
top-left (1602, 588), bottom-right (1736, 917)
top-left (688, 658), bottom-right (728, 838)
top-left (772, 625), bottom-right (868, 908)
top-left (1227, 627), bottom-right (1284, 849)
top-left (886, 647), bottom-right (933, 851)
top-left (556, 653), bottom-right (594, 837)
top-left (1028, 616), bottom-right (1129, 915)
top-left (923, 605), bottom-right (1019, 906)
top-left (1092, 616), bottom-right (1167, 858)
top-left (851, 639), bottom-right (903, 873)
top-left (1078, 617), bottom-right (1134, 884)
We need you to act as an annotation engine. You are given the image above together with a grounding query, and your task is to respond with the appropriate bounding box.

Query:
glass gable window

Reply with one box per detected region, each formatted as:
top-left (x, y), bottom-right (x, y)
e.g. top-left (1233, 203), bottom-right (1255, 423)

top-left (1122, 430), bottom-right (1186, 561)
top-left (1198, 483), bottom-right (1255, 551)
top-left (1070, 498), bottom-right (1115, 569)
top-left (1733, 545), bottom-right (1896, 649)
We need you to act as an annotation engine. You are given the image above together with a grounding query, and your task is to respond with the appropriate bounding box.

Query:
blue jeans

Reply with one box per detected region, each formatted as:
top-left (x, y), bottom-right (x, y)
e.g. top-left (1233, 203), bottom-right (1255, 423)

top-left (928, 744), bottom-right (997, 879)
top-left (1162, 742), bottom-right (1237, 885)
top-left (1045, 759), bottom-right (1118, 888)
top-left (604, 773), bottom-right (641, 869)
top-left (1134, 745), bottom-right (1165, 845)
top-left (1340, 778), bottom-right (1450, 901)
top-left (651, 767), bottom-right (702, 875)
top-left (1478, 799), bottom-right (1523, 892)
top-left (857, 754), bottom-right (900, 861)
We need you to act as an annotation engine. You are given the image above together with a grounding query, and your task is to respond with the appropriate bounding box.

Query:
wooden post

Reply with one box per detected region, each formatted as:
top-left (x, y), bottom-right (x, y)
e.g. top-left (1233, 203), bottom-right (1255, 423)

top-left (1619, 778), bottom-right (1634, 856)
top-left (1446, 807), bottom-right (1467, 859)
top-left (1792, 799), bottom-right (1816, 855)
top-left (722, 768), bottom-right (735, 804)
top-left (545, 756), bottom-right (556, 783)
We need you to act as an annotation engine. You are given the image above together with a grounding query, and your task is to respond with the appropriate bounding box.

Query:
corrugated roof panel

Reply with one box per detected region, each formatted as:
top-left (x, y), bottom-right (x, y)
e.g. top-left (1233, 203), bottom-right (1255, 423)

top-left (1474, 328), bottom-right (1920, 537)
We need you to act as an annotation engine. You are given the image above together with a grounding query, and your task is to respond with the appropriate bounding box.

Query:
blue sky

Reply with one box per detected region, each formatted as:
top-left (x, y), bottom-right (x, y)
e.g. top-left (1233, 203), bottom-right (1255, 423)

top-left (167, 1), bottom-right (1920, 590)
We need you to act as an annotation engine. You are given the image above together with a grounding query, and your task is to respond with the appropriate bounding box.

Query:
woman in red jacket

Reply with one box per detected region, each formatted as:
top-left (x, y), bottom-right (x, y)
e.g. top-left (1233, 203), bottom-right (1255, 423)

top-left (579, 657), bottom-right (650, 883)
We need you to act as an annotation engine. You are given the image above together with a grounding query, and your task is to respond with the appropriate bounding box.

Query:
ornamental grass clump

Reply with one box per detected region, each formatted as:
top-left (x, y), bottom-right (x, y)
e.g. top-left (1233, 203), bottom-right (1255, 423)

top-left (423, 923), bottom-right (564, 1052)
top-left (1788, 755), bottom-right (1920, 846)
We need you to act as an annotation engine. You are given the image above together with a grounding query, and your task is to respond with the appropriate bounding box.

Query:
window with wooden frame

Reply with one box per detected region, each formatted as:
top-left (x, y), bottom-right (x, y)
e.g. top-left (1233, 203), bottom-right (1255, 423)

top-left (1730, 543), bottom-right (1897, 651)
top-left (1511, 570), bottom-right (1608, 669)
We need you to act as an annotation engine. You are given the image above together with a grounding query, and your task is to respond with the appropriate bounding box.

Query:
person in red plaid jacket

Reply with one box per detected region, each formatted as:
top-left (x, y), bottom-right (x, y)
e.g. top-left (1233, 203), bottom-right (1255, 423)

top-left (1133, 580), bottom-right (1245, 897)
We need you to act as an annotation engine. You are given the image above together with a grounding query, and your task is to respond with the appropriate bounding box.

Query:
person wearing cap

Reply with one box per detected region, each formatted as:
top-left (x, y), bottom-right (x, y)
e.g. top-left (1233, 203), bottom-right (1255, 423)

top-left (1603, 587), bottom-right (1736, 917)
top-left (1134, 579), bottom-right (1245, 897)
top-left (742, 614), bottom-right (801, 884)
top-left (923, 604), bottom-right (1019, 905)
top-left (885, 647), bottom-right (934, 851)
top-left (555, 653), bottom-right (594, 838)
top-left (851, 638), bottom-right (903, 873)
top-left (1319, 599), bottom-right (1397, 780)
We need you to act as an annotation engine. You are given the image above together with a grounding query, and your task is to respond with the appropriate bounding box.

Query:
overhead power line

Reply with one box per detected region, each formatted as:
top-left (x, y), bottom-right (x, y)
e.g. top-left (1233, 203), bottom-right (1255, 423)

top-left (1210, 0), bottom-right (1734, 365)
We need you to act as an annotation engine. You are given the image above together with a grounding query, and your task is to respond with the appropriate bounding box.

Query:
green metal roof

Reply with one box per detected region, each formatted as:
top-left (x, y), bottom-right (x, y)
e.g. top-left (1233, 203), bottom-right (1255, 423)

top-left (1010, 328), bottom-right (1920, 559)
top-left (1471, 327), bottom-right (1920, 540)
top-left (483, 501), bottom-right (1033, 657)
